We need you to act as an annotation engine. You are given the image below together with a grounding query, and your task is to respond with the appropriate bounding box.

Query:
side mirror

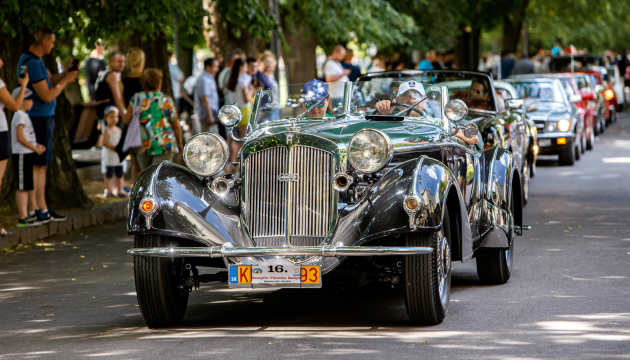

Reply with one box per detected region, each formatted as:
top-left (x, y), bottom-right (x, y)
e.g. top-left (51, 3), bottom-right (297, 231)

top-left (569, 94), bottom-right (582, 103)
top-left (506, 99), bottom-right (524, 110)
top-left (581, 91), bottom-right (594, 100)
top-left (218, 104), bottom-right (242, 128)
top-left (526, 104), bottom-right (538, 112)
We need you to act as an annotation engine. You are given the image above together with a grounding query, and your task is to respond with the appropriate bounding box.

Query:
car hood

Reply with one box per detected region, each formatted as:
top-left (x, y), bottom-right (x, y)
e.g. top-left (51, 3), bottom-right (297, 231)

top-left (246, 117), bottom-right (444, 152)
top-left (526, 104), bottom-right (571, 122)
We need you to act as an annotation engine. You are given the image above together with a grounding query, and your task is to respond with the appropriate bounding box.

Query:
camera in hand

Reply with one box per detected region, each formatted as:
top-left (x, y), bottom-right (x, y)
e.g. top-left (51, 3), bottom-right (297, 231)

top-left (68, 58), bottom-right (79, 72)
top-left (19, 65), bottom-right (27, 78)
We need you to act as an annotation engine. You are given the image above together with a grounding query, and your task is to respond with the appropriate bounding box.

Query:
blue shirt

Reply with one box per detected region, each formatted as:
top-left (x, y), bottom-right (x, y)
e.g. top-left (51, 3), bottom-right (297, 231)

top-left (17, 52), bottom-right (56, 117)
top-left (418, 59), bottom-right (434, 70)
top-left (194, 71), bottom-right (219, 120)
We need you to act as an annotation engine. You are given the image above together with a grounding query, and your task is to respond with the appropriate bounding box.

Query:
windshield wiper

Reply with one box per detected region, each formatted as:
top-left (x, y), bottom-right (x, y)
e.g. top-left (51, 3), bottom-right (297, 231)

top-left (296, 97), bottom-right (328, 119)
top-left (394, 96), bottom-right (428, 116)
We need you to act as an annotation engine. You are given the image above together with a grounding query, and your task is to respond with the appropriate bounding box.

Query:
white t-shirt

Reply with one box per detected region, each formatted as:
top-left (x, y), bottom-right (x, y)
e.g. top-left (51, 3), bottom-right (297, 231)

top-left (0, 79), bottom-right (7, 132)
top-left (233, 73), bottom-right (252, 108)
top-left (169, 63), bottom-right (184, 99)
top-left (101, 126), bottom-right (122, 166)
top-left (323, 60), bottom-right (348, 98)
top-left (11, 110), bottom-right (36, 154)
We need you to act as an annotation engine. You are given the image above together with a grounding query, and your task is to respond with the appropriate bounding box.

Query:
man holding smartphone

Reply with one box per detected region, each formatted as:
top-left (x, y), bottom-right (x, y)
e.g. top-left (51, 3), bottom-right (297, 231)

top-left (16, 26), bottom-right (78, 223)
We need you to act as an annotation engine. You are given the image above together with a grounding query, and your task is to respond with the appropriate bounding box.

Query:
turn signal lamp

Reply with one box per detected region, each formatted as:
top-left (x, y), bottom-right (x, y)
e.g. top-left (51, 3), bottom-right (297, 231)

top-left (604, 89), bottom-right (615, 101)
top-left (557, 138), bottom-right (567, 145)
top-left (403, 195), bottom-right (422, 213)
top-left (140, 198), bottom-right (157, 215)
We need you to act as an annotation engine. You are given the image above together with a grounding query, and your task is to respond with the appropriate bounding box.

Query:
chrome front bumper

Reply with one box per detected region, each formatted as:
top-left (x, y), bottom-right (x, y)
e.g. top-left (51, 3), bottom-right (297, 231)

top-left (128, 245), bottom-right (433, 258)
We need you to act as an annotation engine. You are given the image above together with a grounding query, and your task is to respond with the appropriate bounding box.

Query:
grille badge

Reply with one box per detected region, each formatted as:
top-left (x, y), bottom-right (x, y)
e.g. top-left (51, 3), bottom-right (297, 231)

top-left (278, 173), bottom-right (299, 182)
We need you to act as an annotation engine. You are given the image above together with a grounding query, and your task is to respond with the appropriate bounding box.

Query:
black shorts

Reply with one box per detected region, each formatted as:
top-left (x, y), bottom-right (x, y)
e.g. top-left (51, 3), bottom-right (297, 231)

top-left (0, 131), bottom-right (9, 160)
top-left (105, 165), bottom-right (123, 179)
top-left (12, 153), bottom-right (36, 191)
top-left (30, 116), bottom-right (55, 166)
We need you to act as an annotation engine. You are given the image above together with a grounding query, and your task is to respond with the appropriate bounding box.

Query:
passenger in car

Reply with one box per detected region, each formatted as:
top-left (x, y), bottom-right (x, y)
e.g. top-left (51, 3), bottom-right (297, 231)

top-left (301, 79), bottom-right (333, 117)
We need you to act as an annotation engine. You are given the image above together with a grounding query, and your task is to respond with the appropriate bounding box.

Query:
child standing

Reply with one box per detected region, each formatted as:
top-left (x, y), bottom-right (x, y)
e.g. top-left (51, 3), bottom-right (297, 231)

top-left (10, 88), bottom-right (46, 227)
top-left (101, 106), bottom-right (125, 197)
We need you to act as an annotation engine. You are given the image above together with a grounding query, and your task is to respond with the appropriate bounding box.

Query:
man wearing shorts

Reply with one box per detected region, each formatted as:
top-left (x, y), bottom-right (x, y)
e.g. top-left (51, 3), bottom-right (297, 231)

top-left (17, 26), bottom-right (78, 222)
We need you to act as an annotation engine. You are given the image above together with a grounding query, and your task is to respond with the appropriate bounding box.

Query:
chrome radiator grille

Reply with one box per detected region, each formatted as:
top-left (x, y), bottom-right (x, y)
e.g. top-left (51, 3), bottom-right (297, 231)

top-left (243, 146), bottom-right (333, 247)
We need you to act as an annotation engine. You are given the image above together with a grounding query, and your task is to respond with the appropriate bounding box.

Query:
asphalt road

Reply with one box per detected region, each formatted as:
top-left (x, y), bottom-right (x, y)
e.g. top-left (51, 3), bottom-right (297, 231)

top-left (1, 115), bottom-right (630, 359)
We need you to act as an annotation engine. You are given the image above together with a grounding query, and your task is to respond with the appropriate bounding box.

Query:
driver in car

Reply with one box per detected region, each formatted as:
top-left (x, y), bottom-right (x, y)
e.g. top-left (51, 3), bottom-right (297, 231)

top-left (374, 80), bottom-right (428, 115)
top-left (301, 79), bottom-right (333, 117)
top-left (375, 81), bottom-right (481, 148)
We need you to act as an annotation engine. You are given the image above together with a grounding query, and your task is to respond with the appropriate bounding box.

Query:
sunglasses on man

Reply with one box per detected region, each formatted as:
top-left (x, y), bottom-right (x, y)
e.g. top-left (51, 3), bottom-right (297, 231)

top-left (305, 97), bottom-right (328, 108)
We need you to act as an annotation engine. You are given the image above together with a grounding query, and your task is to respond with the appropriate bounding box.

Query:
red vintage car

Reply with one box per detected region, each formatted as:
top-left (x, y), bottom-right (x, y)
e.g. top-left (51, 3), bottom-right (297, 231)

top-left (569, 69), bottom-right (618, 127)
top-left (550, 74), bottom-right (595, 151)
top-left (567, 72), bottom-right (606, 135)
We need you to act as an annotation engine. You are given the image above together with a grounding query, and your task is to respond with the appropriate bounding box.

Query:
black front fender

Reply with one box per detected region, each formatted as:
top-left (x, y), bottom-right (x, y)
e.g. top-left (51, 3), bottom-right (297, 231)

top-left (127, 162), bottom-right (248, 247)
top-left (334, 156), bottom-right (472, 256)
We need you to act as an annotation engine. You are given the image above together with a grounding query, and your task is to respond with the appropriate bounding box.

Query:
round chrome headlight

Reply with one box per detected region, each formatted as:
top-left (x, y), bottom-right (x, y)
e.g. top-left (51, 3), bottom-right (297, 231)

top-left (183, 133), bottom-right (229, 177)
top-left (218, 104), bottom-right (242, 127)
top-left (445, 99), bottom-right (468, 123)
top-left (348, 129), bottom-right (393, 173)
top-left (557, 119), bottom-right (571, 132)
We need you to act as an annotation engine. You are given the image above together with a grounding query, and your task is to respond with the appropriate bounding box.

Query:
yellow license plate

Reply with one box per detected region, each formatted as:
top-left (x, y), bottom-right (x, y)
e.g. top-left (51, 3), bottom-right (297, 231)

top-left (300, 266), bottom-right (321, 284)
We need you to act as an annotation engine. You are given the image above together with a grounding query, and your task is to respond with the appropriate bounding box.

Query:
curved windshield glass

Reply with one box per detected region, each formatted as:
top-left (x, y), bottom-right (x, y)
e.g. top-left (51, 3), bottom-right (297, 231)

top-left (357, 71), bottom-right (496, 112)
top-left (506, 80), bottom-right (565, 103)
top-left (349, 79), bottom-right (443, 125)
top-left (253, 82), bottom-right (347, 124)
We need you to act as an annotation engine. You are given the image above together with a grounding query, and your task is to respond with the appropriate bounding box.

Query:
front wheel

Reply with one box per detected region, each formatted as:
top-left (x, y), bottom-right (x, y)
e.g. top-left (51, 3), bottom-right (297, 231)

top-left (476, 190), bottom-right (516, 284)
top-left (558, 140), bottom-right (575, 166)
top-left (134, 234), bottom-right (189, 328)
top-left (404, 208), bottom-right (452, 325)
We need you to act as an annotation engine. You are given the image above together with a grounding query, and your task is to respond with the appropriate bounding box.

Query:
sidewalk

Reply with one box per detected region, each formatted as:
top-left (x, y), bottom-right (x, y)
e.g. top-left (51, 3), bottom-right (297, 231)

top-left (0, 200), bottom-right (128, 252)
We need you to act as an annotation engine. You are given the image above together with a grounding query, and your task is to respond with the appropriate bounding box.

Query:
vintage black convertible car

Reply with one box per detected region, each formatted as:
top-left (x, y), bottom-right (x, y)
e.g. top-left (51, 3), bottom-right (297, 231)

top-left (127, 78), bottom-right (529, 328)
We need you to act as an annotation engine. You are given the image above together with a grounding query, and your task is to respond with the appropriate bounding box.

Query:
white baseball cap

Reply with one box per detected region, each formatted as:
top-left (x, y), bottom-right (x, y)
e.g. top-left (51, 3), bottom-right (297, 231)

top-left (398, 80), bottom-right (425, 97)
top-left (12, 87), bottom-right (33, 99)
top-left (104, 105), bottom-right (119, 116)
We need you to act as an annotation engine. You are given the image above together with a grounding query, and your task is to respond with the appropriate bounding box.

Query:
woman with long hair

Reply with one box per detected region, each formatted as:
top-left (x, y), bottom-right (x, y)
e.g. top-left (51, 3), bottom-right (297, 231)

top-left (122, 47), bottom-right (145, 182)
top-left (0, 52), bottom-right (30, 236)
top-left (225, 58), bottom-right (253, 172)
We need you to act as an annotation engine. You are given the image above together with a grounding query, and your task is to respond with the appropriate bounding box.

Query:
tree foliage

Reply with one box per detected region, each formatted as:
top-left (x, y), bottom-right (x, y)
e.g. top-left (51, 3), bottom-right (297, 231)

top-left (527, 0), bottom-right (630, 51)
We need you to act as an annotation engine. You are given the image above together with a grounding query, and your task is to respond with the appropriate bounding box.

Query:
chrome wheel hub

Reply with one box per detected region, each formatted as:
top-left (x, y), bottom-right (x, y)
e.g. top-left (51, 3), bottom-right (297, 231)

top-left (437, 230), bottom-right (451, 307)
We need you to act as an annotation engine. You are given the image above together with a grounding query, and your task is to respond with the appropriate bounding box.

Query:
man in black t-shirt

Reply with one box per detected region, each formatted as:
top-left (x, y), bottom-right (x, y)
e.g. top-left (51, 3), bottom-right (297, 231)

top-left (85, 41), bottom-right (106, 99)
top-left (94, 51), bottom-right (126, 120)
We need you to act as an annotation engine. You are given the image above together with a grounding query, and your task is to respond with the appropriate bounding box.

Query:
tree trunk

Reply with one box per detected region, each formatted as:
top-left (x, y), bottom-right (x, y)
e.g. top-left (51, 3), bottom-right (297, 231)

top-left (208, 10), bottom-right (263, 64)
top-left (178, 45), bottom-right (194, 78)
top-left (455, 27), bottom-right (481, 71)
top-left (501, 0), bottom-right (530, 54)
top-left (281, 24), bottom-right (318, 84)
top-left (120, 31), bottom-right (173, 98)
top-left (43, 52), bottom-right (93, 209)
